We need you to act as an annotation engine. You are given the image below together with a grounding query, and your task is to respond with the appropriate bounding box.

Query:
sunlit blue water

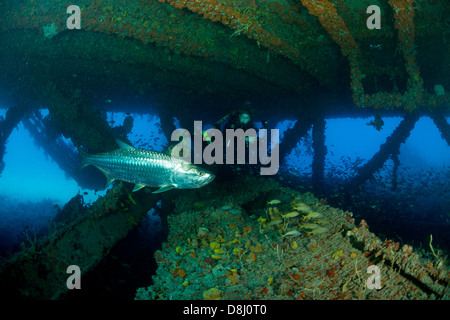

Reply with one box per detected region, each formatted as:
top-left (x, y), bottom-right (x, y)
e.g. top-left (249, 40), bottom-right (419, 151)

top-left (0, 105), bottom-right (449, 255)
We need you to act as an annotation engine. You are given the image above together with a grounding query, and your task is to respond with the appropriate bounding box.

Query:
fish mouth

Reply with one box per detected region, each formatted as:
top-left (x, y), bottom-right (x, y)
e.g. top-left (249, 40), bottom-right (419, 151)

top-left (202, 172), bottom-right (215, 186)
top-left (197, 171), bottom-right (215, 188)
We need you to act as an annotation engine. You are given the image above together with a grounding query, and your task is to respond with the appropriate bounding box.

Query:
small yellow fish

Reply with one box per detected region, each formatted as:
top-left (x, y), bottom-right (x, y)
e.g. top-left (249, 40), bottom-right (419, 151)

top-left (267, 199), bottom-right (281, 205)
top-left (306, 227), bottom-right (328, 236)
top-left (300, 223), bottom-right (320, 230)
top-left (281, 211), bottom-right (300, 219)
top-left (332, 249), bottom-right (343, 260)
top-left (257, 217), bottom-right (267, 224)
top-left (282, 230), bottom-right (301, 238)
top-left (303, 211), bottom-right (322, 220)
top-left (316, 219), bottom-right (328, 225)
top-left (268, 219), bottom-right (283, 226)
top-left (292, 203), bottom-right (312, 213)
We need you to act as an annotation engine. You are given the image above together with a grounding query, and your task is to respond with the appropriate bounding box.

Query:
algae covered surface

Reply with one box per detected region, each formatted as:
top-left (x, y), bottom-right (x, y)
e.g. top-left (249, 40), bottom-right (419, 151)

top-left (0, 0), bottom-right (449, 302)
top-left (135, 176), bottom-right (449, 300)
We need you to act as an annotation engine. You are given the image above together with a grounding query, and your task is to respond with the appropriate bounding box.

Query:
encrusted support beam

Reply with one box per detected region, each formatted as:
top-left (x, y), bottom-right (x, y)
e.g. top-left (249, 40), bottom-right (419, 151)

top-left (22, 113), bottom-right (80, 180)
top-left (0, 0), bottom-right (317, 94)
top-left (364, 0), bottom-right (424, 111)
top-left (0, 182), bottom-right (161, 299)
top-left (346, 112), bottom-right (419, 191)
top-left (0, 103), bottom-right (31, 174)
top-left (300, 0), bottom-right (448, 111)
top-left (311, 117), bottom-right (327, 194)
top-left (279, 114), bottom-right (314, 163)
top-left (429, 112), bottom-right (450, 146)
top-left (41, 84), bottom-right (118, 153)
top-left (300, 0), bottom-right (364, 106)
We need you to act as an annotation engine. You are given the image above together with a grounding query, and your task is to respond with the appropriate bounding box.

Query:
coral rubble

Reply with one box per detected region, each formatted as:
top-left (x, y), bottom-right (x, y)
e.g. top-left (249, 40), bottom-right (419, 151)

top-left (136, 179), bottom-right (449, 300)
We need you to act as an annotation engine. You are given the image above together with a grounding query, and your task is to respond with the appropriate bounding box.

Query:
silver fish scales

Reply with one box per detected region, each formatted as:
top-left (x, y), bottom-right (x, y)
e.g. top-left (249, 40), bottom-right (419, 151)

top-left (80, 140), bottom-right (214, 193)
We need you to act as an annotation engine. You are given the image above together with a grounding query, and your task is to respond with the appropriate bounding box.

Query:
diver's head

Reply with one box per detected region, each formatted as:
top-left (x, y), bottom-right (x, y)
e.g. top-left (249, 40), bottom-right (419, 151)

top-left (173, 162), bottom-right (215, 189)
top-left (239, 112), bottom-right (251, 125)
top-left (237, 101), bottom-right (253, 125)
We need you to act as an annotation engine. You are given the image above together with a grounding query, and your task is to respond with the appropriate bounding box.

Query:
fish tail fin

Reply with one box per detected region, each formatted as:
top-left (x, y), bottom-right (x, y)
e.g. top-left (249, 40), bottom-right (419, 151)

top-left (77, 148), bottom-right (91, 173)
top-left (77, 148), bottom-right (115, 188)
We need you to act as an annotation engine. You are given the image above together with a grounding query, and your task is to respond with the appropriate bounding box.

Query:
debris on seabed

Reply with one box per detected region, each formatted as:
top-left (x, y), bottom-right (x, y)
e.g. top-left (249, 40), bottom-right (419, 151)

top-left (135, 189), bottom-right (450, 300)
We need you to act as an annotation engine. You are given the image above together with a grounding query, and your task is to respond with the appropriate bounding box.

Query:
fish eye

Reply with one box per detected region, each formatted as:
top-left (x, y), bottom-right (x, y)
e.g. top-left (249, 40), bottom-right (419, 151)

top-left (198, 171), bottom-right (205, 176)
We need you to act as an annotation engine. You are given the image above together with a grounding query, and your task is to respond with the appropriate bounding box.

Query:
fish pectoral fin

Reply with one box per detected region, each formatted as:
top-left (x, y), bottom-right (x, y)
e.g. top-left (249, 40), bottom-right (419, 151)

top-left (105, 174), bottom-right (116, 188)
top-left (132, 183), bottom-right (146, 192)
top-left (152, 185), bottom-right (175, 193)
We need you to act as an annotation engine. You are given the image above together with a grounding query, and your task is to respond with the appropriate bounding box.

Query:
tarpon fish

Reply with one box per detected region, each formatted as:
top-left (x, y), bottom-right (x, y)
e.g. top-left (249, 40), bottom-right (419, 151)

top-left (79, 139), bottom-right (215, 193)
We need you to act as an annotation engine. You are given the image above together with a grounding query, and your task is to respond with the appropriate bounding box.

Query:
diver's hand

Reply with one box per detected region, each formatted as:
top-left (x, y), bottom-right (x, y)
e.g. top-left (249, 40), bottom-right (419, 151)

top-left (246, 136), bottom-right (257, 144)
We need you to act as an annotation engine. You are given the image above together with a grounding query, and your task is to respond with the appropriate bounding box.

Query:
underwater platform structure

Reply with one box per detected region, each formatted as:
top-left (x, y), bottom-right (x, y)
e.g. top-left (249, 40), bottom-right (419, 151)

top-left (0, 0), bottom-right (449, 300)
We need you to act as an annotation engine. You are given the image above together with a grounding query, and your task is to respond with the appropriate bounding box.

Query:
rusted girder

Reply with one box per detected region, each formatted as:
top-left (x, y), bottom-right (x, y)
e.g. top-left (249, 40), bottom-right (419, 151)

top-left (0, 103), bottom-right (31, 174)
top-left (0, 182), bottom-right (161, 299)
top-left (430, 112), bottom-right (450, 146)
top-left (346, 112), bottom-right (420, 191)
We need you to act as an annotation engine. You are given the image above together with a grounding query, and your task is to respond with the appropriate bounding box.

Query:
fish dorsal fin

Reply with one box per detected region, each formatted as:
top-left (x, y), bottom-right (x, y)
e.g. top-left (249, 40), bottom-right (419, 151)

top-left (116, 139), bottom-right (134, 150)
top-left (132, 183), bottom-right (146, 192)
top-left (152, 185), bottom-right (175, 194)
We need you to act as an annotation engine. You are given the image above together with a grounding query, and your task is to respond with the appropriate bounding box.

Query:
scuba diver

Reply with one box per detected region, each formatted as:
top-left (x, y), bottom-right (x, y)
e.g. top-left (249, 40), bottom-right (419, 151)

top-left (213, 103), bottom-right (257, 146)
top-left (210, 103), bottom-right (260, 168)
top-left (214, 109), bottom-right (253, 131)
